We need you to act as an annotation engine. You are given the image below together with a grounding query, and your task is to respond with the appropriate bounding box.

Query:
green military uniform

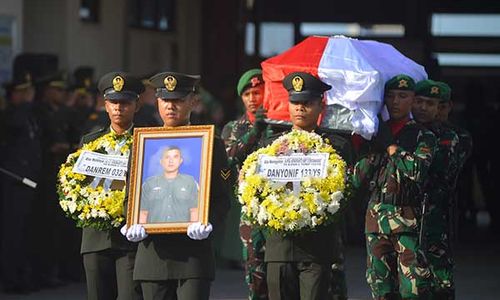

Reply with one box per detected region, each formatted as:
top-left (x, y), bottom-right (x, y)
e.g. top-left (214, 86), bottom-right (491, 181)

top-left (141, 174), bottom-right (198, 223)
top-left (130, 72), bottom-right (232, 300)
top-left (221, 69), bottom-right (271, 300)
top-left (80, 72), bottom-right (144, 300)
top-left (415, 80), bottom-right (460, 299)
top-left (80, 128), bottom-right (142, 300)
top-left (263, 72), bottom-right (352, 300)
top-left (352, 75), bottom-right (436, 299)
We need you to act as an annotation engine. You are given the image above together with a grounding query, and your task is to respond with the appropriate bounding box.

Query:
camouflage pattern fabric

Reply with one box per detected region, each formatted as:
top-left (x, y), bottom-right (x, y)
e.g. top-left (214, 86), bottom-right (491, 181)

top-left (222, 115), bottom-right (271, 300)
top-left (351, 119), bottom-right (436, 299)
top-left (422, 123), bottom-right (459, 297)
top-left (366, 233), bottom-right (432, 299)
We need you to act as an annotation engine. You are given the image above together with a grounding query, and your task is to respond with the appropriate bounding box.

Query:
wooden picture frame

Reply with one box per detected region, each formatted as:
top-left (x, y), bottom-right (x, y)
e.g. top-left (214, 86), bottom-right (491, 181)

top-left (126, 125), bottom-right (214, 234)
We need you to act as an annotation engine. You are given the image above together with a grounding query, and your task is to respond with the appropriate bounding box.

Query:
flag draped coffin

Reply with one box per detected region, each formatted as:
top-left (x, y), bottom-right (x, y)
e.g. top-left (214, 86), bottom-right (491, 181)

top-left (261, 35), bottom-right (427, 139)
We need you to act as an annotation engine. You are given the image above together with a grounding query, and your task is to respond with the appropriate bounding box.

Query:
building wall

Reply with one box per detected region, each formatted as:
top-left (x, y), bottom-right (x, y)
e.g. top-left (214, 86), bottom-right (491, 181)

top-left (21, 0), bottom-right (202, 78)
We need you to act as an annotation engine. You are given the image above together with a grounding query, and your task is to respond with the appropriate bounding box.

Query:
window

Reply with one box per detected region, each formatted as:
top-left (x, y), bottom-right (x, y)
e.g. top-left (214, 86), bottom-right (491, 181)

top-left (432, 14), bottom-right (500, 37)
top-left (260, 22), bottom-right (294, 57)
top-left (79, 0), bottom-right (99, 23)
top-left (300, 22), bottom-right (404, 38)
top-left (128, 0), bottom-right (175, 32)
top-left (435, 53), bottom-right (500, 67)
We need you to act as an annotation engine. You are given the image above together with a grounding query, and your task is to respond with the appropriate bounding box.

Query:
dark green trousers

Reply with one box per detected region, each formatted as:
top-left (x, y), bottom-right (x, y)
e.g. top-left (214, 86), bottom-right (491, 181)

top-left (140, 279), bottom-right (211, 300)
top-left (83, 250), bottom-right (142, 300)
top-left (267, 262), bottom-right (331, 300)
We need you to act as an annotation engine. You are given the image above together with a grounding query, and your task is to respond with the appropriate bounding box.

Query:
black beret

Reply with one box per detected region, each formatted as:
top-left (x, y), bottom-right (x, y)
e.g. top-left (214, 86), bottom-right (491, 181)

top-left (97, 72), bottom-right (144, 101)
top-left (149, 71), bottom-right (200, 100)
top-left (282, 72), bottom-right (331, 103)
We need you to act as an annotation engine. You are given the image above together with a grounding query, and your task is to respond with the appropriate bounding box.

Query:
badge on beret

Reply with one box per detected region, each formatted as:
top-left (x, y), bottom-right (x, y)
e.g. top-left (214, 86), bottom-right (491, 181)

top-left (250, 76), bottom-right (261, 87)
top-left (430, 86), bottom-right (440, 95)
top-left (292, 76), bottom-right (304, 92)
top-left (164, 75), bottom-right (177, 91)
top-left (112, 76), bottom-right (124, 92)
top-left (84, 78), bottom-right (91, 88)
top-left (25, 73), bottom-right (32, 83)
top-left (398, 79), bottom-right (408, 88)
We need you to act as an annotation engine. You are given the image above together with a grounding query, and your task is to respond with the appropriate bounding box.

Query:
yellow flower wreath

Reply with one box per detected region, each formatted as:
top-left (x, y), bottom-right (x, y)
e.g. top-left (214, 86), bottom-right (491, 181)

top-left (238, 129), bottom-right (347, 234)
top-left (57, 131), bottom-right (132, 230)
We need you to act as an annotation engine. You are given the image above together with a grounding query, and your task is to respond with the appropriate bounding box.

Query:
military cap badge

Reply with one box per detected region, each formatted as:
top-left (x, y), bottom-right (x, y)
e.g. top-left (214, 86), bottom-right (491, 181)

top-left (250, 76), bottom-right (261, 87)
top-left (112, 75), bottom-right (124, 92)
top-left (430, 86), bottom-right (440, 95)
top-left (398, 79), bottom-right (408, 88)
top-left (164, 75), bottom-right (177, 91)
top-left (292, 75), bottom-right (304, 92)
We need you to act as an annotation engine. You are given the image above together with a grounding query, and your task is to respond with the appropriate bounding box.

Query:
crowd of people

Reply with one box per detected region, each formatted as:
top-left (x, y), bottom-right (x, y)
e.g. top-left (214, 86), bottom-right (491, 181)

top-left (0, 59), bottom-right (497, 300)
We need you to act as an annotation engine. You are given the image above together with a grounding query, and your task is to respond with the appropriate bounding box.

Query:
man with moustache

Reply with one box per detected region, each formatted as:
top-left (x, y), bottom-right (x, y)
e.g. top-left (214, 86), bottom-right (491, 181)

top-left (352, 75), bottom-right (436, 299)
top-left (123, 72), bottom-right (231, 300)
top-left (80, 72), bottom-right (144, 300)
top-left (412, 80), bottom-right (459, 300)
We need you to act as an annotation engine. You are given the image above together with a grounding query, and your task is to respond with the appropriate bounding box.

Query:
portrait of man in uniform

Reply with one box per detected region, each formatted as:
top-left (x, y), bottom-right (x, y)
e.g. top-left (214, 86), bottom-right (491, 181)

top-left (126, 126), bottom-right (215, 234)
top-left (139, 145), bottom-right (199, 224)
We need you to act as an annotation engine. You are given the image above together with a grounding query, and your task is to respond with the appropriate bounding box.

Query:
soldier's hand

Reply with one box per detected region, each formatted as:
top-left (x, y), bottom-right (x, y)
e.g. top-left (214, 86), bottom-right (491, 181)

top-left (372, 115), bottom-right (395, 153)
top-left (187, 222), bottom-right (213, 240)
top-left (125, 224), bottom-right (148, 242)
top-left (253, 106), bottom-right (267, 133)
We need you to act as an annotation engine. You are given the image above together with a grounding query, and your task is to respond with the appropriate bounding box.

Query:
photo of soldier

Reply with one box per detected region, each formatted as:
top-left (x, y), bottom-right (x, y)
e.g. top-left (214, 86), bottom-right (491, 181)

top-left (351, 74), bottom-right (436, 299)
top-left (412, 79), bottom-right (460, 299)
top-left (140, 146), bottom-right (199, 223)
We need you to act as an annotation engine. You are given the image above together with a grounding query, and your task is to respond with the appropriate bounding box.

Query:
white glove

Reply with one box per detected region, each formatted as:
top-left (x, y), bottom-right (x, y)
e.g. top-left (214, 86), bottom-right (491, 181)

top-left (187, 222), bottom-right (213, 240)
top-left (125, 224), bottom-right (148, 242)
top-left (120, 224), bottom-right (128, 236)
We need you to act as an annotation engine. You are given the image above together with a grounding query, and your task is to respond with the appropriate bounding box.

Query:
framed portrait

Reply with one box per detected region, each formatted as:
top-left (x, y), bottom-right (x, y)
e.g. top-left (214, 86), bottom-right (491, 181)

top-left (126, 125), bottom-right (214, 234)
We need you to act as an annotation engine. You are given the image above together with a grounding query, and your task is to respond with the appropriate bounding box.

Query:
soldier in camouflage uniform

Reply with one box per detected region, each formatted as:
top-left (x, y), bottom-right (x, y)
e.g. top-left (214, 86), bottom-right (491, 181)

top-left (436, 81), bottom-right (473, 243)
top-left (413, 80), bottom-right (460, 300)
top-left (221, 69), bottom-right (270, 300)
top-left (352, 75), bottom-right (436, 300)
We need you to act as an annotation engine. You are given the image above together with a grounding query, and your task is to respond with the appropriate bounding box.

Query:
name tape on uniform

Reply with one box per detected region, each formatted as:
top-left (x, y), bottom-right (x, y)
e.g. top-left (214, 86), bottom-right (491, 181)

top-left (257, 153), bottom-right (328, 182)
top-left (73, 150), bottom-right (128, 180)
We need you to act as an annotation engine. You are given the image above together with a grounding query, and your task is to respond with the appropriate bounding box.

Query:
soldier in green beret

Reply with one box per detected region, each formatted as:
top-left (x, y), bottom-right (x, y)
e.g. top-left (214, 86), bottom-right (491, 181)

top-left (221, 68), bottom-right (271, 300)
top-left (80, 71), bottom-right (144, 300)
top-left (262, 72), bottom-right (353, 300)
top-left (412, 79), bottom-right (460, 300)
top-left (123, 71), bottom-right (232, 300)
top-left (352, 74), bottom-right (435, 299)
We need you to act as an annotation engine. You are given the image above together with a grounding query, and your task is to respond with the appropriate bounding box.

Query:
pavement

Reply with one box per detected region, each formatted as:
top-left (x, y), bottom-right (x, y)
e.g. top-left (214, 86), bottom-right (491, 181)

top-left (1, 228), bottom-right (499, 300)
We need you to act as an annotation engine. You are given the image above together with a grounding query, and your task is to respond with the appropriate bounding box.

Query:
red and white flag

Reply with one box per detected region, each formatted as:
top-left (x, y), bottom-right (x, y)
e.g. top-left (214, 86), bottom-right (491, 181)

top-left (261, 35), bottom-right (427, 139)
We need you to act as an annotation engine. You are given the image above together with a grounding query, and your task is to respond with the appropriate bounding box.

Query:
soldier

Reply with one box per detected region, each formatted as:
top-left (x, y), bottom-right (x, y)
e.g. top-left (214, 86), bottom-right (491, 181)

top-left (0, 73), bottom-right (41, 293)
top-left (221, 68), bottom-right (270, 300)
top-left (35, 72), bottom-right (80, 286)
top-left (412, 80), bottom-right (460, 300)
top-left (123, 71), bottom-right (231, 300)
top-left (352, 74), bottom-right (436, 299)
top-left (262, 72), bottom-right (352, 300)
top-left (80, 72), bottom-right (144, 300)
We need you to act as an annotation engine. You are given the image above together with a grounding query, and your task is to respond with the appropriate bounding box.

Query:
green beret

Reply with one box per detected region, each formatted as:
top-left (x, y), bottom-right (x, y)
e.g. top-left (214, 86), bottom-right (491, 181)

top-left (282, 72), bottom-right (331, 103)
top-left (385, 74), bottom-right (415, 91)
top-left (237, 69), bottom-right (263, 96)
top-left (149, 71), bottom-right (200, 100)
top-left (98, 71), bottom-right (144, 101)
top-left (415, 79), bottom-right (446, 100)
top-left (436, 81), bottom-right (451, 102)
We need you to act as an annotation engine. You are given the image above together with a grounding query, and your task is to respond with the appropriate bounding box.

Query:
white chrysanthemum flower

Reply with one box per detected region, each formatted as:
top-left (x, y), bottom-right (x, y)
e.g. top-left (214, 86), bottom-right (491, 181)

top-left (68, 201), bottom-right (77, 213)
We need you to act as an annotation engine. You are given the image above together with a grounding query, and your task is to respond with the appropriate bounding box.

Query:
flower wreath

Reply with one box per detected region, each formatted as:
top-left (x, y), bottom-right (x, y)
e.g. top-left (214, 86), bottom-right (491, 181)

top-left (238, 129), bottom-right (347, 234)
top-left (57, 131), bottom-right (132, 231)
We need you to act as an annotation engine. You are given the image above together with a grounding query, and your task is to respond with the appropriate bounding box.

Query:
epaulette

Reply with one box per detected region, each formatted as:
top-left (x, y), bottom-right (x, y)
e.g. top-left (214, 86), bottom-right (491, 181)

top-left (81, 127), bottom-right (108, 144)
